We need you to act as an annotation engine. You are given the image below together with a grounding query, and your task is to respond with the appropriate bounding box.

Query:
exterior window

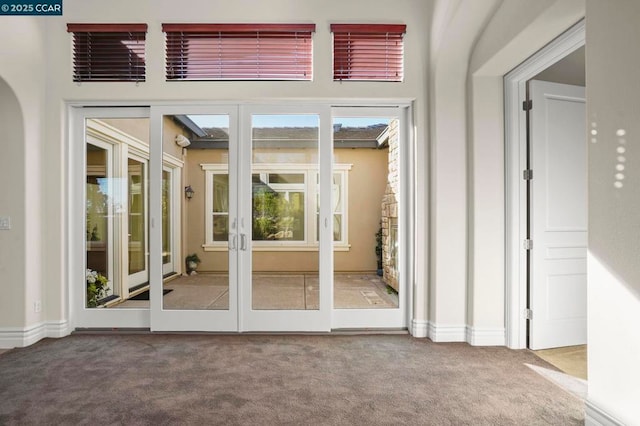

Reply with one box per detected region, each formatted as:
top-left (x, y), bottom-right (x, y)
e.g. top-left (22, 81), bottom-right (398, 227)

top-left (203, 164), bottom-right (350, 250)
top-left (67, 24), bottom-right (147, 82)
top-left (212, 174), bottom-right (230, 242)
top-left (331, 24), bottom-right (406, 82)
top-left (253, 173), bottom-right (306, 241)
top-left (163, 23), bottom-right (315, 81)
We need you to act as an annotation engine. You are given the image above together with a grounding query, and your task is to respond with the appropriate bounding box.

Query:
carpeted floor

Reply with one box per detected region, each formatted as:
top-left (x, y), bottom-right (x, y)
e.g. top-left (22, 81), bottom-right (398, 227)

top-left (0, 334), bottom-right (584, 425)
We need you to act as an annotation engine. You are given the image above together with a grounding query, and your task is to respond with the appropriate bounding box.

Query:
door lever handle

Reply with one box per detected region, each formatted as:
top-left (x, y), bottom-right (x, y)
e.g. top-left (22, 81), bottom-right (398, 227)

top-left (240, 233), bottom-right (247, 251)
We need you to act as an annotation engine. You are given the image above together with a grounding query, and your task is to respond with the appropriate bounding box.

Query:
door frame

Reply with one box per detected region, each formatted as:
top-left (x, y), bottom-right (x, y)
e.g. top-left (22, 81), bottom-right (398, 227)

top-left (330, 106), bottom-right (412, 330)
top-left (69, 100), bottom-right (414, 333)
top-left (69, 106), bottom-right (151, 329)
top-left (504, 20), bottom-right (584, 349)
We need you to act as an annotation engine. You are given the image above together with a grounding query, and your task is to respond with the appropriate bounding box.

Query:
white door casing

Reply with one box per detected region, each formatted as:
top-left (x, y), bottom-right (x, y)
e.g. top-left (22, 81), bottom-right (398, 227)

top-left (528, 80), bottom-right (587, 350)
top-left (504, 20), bottom-right (585, 349)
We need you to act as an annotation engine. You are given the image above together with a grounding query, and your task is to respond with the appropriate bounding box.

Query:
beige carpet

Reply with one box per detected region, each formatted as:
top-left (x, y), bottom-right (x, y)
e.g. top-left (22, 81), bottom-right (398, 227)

top-left (0, 334), bottom-right (584, 425)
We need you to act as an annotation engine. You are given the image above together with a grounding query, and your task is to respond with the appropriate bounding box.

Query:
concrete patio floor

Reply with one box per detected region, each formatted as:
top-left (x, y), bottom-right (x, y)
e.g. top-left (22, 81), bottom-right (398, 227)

top-left (114, 273), bottom-right (399, 310)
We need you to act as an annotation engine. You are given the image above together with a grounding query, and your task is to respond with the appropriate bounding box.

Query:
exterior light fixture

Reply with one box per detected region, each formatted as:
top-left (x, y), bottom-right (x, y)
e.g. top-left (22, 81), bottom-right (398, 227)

top-left (175, 134), bottom-right (191, 147)
top-left (184, 185), bottom-right (195, 200)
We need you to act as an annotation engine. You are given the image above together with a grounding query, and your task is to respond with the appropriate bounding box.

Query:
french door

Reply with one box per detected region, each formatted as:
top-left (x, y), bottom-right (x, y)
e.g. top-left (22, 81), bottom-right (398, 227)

top-left (150, 105), bottom-right (332, 331)
top-left (73, 104), bottom-right (410, 332)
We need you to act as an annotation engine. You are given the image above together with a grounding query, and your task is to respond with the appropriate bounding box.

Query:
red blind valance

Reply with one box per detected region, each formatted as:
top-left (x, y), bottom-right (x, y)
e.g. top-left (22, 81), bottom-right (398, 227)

top-left (331, 24), bottom-right (406, 82)
top-left (67, 23), bottom-right (147, 82)
top-left (163, 23), bottom-right (316, 81)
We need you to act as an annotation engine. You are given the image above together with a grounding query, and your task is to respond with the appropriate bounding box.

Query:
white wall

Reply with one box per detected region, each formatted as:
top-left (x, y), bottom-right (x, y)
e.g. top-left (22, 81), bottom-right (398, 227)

top-left (0, 79), bottom-right (26, 330)
top-left (0, 17), bottom-right (47, 345)
top-left (427, 0), bottom-right (501, 342)
top-left (585, 0), bottom-right (640, 423)
top-left (16, 0), bottom-right (430, 342)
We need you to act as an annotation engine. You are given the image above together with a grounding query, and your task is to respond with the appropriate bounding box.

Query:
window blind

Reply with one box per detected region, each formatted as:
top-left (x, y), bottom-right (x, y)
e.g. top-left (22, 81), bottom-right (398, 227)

top-left (67, 24), bottom-right (147, 82)
top-left (163, 24), bottom-right (315, 81)
top-left (331, 24), bottom-right (406, 82)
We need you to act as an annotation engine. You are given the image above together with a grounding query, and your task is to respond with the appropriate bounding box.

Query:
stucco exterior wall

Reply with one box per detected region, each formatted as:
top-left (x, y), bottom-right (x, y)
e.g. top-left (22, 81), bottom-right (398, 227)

top-left (184, 147), bottom-right (388, 273)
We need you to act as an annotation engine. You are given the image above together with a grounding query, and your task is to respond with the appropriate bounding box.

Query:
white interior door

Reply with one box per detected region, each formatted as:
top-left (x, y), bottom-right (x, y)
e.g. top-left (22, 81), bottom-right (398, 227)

top-left (529, 80), bottom-right (587, 350)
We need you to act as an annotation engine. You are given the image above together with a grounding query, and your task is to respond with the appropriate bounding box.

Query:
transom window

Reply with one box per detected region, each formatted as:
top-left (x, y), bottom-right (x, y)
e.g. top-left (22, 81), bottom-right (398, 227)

top-left (163, 23), bottom-right (315, 81)
top-left (331, 24), bottom-right (406, 82)
top-left (67, 24), bottom-right (147, 82)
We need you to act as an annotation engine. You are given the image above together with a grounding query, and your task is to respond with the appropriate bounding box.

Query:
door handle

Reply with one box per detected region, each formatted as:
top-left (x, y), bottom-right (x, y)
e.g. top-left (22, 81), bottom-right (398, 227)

top-left (240, 233), bottom-right (247, 251)
top-left (231, 234), bottom-right (237, 251)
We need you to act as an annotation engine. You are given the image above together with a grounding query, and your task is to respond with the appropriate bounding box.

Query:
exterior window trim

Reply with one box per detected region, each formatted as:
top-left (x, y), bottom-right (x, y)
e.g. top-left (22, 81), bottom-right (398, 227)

top-left (202, 163), bottom-right (351, 251)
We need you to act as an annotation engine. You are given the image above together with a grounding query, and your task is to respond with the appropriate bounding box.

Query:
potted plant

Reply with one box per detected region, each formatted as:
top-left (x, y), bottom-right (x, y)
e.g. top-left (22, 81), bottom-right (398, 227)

top-left (86, 268), bottom-right (109, 308)
top-left (375, 227), bottom-right (383, 276)
top-left (185, 253), bottom-right (201, 275)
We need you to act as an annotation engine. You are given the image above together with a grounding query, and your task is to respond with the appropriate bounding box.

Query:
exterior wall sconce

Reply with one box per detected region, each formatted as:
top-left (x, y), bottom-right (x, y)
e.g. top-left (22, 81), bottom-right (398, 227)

top-left (175, 134), bottom-right (191, 147)
top-left (184, 185), bottom-right (195, 200)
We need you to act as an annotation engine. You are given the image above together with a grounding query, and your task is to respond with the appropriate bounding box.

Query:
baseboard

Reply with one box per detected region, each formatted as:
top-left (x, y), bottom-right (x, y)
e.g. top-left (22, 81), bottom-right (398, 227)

top-left (585, 400), bottom-right (624, 426)
top-left (428, 322), bottom-right (467, 342)
top-left (410, 319), bottom-right (428, 338)
top-left (465, 326), bottom-right (505, 346)
top-left (0, 320), bottom-right (71, 349)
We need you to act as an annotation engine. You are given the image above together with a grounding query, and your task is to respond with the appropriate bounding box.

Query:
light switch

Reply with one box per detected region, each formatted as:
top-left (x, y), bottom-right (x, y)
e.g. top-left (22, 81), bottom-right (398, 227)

top-left (0, 216), bottom-right (11, 230)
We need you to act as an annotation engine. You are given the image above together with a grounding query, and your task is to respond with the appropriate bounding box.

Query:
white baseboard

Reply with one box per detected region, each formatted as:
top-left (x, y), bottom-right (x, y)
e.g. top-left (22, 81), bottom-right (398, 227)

top-left (465, 326), bottom-right (505, 346)
top-left (585, 400), bottom-right (624, 426)
top-left (411, 319), bottom-right (428, 338)
top-left (428, 322), bottom-right (467, 342)
top-left (0, 320), bottom-right (71, 349)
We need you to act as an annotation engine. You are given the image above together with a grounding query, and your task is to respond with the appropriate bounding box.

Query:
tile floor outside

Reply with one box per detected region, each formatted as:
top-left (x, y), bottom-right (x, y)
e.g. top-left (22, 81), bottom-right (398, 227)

top-left (115, 273), bottom-right (399, 310)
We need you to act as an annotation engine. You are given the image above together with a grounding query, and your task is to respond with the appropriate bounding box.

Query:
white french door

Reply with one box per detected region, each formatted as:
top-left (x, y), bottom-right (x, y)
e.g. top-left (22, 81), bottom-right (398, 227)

top-left (127, 154), bottom-right (149, 290)
top-left (239, 105), bottom-right (332, 332)
top-left (150, 106), bottom-right (239, 331)
top-left (73, 103), bottom-right (411, 333)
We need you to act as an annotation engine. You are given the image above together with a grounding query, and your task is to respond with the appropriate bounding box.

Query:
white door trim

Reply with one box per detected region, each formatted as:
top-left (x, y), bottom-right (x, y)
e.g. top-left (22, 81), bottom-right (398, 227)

top-left (504, 20), bottom-right (585, 349)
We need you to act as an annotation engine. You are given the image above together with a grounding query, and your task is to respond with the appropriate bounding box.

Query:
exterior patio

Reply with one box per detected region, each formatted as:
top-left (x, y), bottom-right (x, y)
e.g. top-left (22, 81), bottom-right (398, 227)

top-left (115, 273), bottom-right (399, 310)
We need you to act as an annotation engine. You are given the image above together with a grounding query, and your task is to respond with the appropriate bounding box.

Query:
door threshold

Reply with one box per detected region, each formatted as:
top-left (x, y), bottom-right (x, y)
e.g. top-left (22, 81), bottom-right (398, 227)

top-left (72, 328), bottom-right (409, 336)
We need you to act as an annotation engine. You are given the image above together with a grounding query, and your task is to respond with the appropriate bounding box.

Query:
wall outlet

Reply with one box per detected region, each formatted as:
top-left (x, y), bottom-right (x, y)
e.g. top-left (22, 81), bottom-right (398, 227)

top-left (0, 216), bottom-right (10, 230)
top-left (34, 300), bottom-right (42, 313)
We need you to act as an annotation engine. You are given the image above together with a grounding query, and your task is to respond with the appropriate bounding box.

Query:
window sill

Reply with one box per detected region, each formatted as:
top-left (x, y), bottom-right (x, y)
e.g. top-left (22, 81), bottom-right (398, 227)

top-left (202, 244), bottom-right (351, 252)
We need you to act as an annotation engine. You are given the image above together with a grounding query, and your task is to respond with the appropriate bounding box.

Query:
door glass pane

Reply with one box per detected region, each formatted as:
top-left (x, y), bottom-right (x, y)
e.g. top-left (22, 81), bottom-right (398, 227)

top-left (128, 158), bottom-right (147, 279)
top-left (332, 117), bottom-right (399, 309)
top-left (86, 142), bottom-right (116, 307)
top-left (161, 114), bottom-right (231, 311)
top-left (251, 114), bottom-right (319, 310)
top-left (85, 117), bottom-right (150, 308)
